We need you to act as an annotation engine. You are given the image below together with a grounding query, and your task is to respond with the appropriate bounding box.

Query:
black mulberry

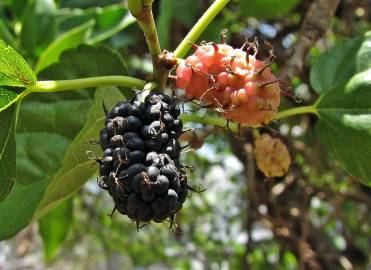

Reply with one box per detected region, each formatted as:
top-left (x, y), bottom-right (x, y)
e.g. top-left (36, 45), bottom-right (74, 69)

top-left (96, 92), bottom-right (189, 225)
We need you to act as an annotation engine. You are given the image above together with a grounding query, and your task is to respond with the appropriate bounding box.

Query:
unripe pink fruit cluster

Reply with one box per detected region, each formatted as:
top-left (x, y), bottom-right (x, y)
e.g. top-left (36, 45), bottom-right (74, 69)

top-left (175, 42), bottom-right (281, 126)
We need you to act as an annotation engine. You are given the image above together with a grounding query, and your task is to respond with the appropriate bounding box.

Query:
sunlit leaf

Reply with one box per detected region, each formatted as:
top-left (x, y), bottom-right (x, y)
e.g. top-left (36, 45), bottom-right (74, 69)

top-left (316, 69), bottom-right (371, 186)
top-left (310, 31), bottom-right (371, 94)
top-left (0, 39), bottom-right (36, 87)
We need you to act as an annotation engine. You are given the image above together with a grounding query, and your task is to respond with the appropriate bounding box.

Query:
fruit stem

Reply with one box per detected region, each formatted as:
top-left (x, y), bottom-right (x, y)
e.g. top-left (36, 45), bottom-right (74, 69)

top-left (181, 105), bottom-right (319, 131)
top-left (180, 114), bottom-right (238, 133)
top-left (173, 0), bottom-right (230, 58)
top-left (27, 76), bottom-right (146, 94)
top-left (274, 105), bottom-right (319, 120)
top-left (129, 0), bottom-right (167, 90)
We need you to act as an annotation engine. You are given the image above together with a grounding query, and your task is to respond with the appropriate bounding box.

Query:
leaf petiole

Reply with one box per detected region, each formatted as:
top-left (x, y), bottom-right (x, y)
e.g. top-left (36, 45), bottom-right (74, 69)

top-left (274, 105), bottom-right (319, 120)
top-left (0, 75), bottom-right (147, 113)
top-left (27, 76), bottom-right (146, 94)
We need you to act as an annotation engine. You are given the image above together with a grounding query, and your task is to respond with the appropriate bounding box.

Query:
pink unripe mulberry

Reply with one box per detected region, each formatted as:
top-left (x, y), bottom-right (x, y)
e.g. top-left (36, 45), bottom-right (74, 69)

top-left (175, 40), bottom-right (281, 126)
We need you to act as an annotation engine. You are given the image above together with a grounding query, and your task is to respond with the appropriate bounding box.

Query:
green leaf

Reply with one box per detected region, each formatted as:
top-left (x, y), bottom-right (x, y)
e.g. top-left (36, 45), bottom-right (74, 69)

top-left (57, 5), bottom-right (135, 46)
top-left (59, 4), bottom-right (130, 32)
top-left (315, 69), bottom-right (371, 186)
top-left (87, 13), bottom-right (136, 46)
top-left (35, 20), bottom-right (95, 74)
top-left (157, 0), bottom-right (176, 49)
top-left (0, 39), bottom-right (37, 87)
top-left (17, 100), bottom-right (92, 186)
top-left (34, 86), bottom-right (126, 218)
top-left (310, 31), bottom-right (371, 94)
top-left (0, 18), bottom-right (16, 47)
top-left (174, 1), bottom-right (203, 28)
top-left (0, 44), bottom-right (129, 240)
top-left (0, 86), bottom-right (24, 112)
top-left (60, 0), bottom-right (121, 9)
top-left (38, 198), bottom-right (73, 262)
top-left (20, 0), bottom-right (58, 57)
top-left (200, 17), bottom-right (231, 44)
top-left (93, 4), bottom-right (130, 30)
top-left (0, 180), bottom-right (47, 239)
top-left (0, 104), bottom-right (16, 201)
top-left (8, 0), bottom-right (29, 18)
top-left (240, 0), bottom-right (300, 19)
top-left (34, 44), bottom-right (128, 80)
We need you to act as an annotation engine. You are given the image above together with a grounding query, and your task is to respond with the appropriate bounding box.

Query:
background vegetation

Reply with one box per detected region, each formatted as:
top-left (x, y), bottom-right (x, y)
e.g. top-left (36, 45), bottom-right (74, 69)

top-left (0, 0), bottom-right (370, 269)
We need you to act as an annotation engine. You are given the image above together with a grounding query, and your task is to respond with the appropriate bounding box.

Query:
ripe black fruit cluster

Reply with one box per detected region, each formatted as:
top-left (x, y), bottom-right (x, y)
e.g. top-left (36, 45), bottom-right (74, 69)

top-left (97, 92), bottom-right (188, 224)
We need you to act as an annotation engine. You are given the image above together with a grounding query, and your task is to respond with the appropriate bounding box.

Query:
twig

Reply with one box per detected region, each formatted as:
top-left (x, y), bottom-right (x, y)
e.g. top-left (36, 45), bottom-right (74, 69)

top-left (242, 141), bottom-right (259, 269)
top-left (129, 0), bottom-right (167, 89)
top-left (284, 0), bottom-right (341, 77)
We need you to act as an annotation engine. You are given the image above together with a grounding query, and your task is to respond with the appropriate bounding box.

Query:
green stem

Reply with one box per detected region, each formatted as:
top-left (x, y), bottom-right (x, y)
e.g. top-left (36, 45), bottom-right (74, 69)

top-left (137, 8), bottom-right (161, 61)
top-left (180, 114), bottom-right (238, 132)
top-left (27, 76), bottom-right (146, 94)
top-left (274, 105), bottom-right (319, 120)
top-left (173, 0), bottom-right (231, 58)
top-left (0, 76), bottom-right (146, 114)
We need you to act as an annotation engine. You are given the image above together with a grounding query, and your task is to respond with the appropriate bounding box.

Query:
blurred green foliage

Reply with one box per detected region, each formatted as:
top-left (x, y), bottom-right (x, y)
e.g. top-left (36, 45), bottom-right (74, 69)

top-left (0, 0), bottom-right (370, 269)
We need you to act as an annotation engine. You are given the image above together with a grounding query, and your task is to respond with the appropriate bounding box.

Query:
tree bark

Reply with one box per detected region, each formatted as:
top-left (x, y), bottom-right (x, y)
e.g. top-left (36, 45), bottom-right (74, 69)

top-left (284, 0), bottom-right (341, 77)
